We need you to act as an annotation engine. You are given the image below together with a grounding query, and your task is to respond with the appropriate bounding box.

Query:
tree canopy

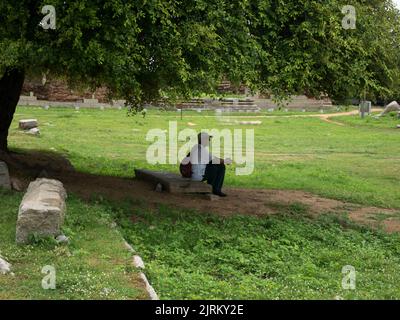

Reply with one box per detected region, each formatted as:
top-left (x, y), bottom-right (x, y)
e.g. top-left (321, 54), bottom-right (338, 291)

top-left (0, 0), bottom-right (400, 149)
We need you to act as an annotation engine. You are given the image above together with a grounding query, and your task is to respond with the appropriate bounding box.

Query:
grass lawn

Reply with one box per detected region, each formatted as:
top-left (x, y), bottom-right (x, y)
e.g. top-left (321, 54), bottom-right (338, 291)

top-left (0, 189), bottom-right (147, 300)
top-left (111, 200), bottom-right (400, 300)
top-left (2, 105), bottom-right (400, 300)
top-left (9, 106), bottom-right (400, 208)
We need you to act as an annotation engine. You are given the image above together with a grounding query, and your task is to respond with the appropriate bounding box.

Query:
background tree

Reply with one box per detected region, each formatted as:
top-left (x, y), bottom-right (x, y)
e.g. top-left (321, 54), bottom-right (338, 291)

top-left (1, 0), bottom-right (400, 152)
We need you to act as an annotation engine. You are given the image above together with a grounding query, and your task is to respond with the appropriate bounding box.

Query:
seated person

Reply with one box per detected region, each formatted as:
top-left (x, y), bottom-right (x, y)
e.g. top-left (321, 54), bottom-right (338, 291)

top-left (190, 132), bottom-right (232, 197)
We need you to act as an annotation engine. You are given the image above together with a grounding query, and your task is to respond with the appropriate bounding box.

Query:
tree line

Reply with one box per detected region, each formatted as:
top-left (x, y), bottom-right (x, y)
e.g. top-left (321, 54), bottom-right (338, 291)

top-left (1, 0), bottom-right (399, 151)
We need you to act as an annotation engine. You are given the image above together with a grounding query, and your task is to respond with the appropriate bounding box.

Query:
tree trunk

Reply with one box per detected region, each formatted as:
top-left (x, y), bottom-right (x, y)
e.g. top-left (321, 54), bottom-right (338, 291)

top-left (0, 68), bottom-right (25, 152)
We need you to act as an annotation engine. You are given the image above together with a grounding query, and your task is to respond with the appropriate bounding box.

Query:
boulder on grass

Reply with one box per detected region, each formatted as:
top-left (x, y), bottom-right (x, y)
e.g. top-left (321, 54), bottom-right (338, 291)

top-left (16, 178), bottom-right (67, 244)
top-left (380, 101), bottom-right (400, 117)
top-left (0, 161), bottom-right (11, 190)
top-left (19, 119), bottom-right (38, 130)
top-left (26, 128), bottom-right (40, 136)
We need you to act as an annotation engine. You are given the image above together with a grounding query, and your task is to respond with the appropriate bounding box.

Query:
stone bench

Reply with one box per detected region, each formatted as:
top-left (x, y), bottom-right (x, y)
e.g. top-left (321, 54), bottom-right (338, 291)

top-left (135, 169), bottom-right (212, 194)
top-left (16, 178), bottom-right (67, 244)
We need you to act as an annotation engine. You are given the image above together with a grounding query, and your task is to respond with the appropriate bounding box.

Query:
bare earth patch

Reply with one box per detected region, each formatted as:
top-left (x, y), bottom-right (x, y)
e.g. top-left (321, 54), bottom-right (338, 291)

top-left (3, 149), bottom-right (400, 234)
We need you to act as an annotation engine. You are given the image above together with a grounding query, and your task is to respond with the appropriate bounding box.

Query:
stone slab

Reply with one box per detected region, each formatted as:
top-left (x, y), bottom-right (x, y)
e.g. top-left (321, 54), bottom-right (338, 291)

top-left (16, 178), bottom-right (67, 244)
top-left (135, 169), bottom-right (211, 194)
top-left (19, 119), bottom-right (38, 130)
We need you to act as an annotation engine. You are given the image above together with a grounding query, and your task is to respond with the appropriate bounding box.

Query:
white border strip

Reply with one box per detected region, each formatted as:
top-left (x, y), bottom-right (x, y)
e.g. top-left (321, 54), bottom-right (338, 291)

top-left (123, 240), bottom-right (159, 300)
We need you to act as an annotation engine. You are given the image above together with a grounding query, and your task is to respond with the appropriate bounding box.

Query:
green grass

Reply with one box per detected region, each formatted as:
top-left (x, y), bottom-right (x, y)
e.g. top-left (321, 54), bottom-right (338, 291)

top-left (9, 106), bottom-right (400, 208)
top-left (333, 112), bottom-right (400, 129)
top-left (4, 105), bottom-right (400, 300)
top-left (0, 189), bottom-right (146, 300)
top-left (109, 201), bottom-right (400, 300)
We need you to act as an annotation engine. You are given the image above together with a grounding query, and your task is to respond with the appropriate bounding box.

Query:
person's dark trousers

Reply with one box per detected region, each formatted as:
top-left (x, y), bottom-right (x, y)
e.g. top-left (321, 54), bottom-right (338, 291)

top-left (203, 163), bottom-right (226, 194)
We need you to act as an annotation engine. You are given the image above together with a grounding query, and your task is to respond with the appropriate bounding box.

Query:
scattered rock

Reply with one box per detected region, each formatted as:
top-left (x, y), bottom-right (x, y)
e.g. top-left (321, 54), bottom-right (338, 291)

top-left (55, 234), bottom-right (69, 244)
top-left (19, 119), bottom-right (38, 130)
top-left (16, 178), bottom-right (67, 244)
top-left (26, 128), bottom-right (40, 136)
top-left (133, 255), bottom-right (145, 269)
top-left (380, 101), bottom-right (400, 117)
top-left (0, 257), bottom-right (11, 275)
top-left (0, 161), bottom-right (11, 190)
top-left (124, 241), bottom-right (135, 252)
top-left (397, 125), bottom-right (400, 129)
top-left (187, 122), bottom-right (197, 126)
top-left (139, 272), bottom-right (159, 300)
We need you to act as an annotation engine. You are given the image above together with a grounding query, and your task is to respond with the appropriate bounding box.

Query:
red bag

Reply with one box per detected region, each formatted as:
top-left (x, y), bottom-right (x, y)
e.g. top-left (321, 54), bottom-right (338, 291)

top-left (180, 154), bottom-right (192, 178)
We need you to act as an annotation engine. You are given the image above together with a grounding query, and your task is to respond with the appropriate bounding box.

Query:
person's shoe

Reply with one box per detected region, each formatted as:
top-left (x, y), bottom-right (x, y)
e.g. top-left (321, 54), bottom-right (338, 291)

top-left (213, 191), bottom-right (227, 197)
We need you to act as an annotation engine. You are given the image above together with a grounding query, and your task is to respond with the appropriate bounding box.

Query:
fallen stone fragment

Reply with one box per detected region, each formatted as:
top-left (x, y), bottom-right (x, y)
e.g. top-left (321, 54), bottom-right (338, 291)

top-left (133, 255), bottom-right (145, 269)
top-left (16, 178), bottom-right (67, 244)
top-left (139, 272), bottom-right (159, 300)
top-left (55, 234), bottom-right (69, 244)
top-left (26, 128), bottom-right (40, 136)
top-left (19, 119), bottom-right (38, 130)
top-left (380, 101), bottom-right (400, 117)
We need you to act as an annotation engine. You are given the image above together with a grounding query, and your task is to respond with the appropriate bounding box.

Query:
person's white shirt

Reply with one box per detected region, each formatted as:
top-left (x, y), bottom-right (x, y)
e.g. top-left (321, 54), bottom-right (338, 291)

top-left (190, 144), bottom-right (212, 181)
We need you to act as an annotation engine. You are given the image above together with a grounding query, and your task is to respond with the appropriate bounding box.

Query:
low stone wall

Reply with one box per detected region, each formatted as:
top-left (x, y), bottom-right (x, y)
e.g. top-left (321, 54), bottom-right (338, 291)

top-left (16, 178), bottom-right (67, 244)
top-left (22, 78), bottom-right (109, 103)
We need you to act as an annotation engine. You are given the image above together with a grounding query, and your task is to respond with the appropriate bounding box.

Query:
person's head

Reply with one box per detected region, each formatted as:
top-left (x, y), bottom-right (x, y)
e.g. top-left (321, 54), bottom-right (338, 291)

top-left (198, 132), bottom-right (212, 147)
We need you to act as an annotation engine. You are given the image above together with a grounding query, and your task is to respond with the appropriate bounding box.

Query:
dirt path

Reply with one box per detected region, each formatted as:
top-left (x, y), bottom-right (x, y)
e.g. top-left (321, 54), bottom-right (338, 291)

top-left (47, 170), bottom-right (399, 233)
top-left (6, 152), bottom-right (397, 234)
top-left (170, 109), bottom-right (382, 126)
top-left (3, 112), bottom-right (397, 235)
